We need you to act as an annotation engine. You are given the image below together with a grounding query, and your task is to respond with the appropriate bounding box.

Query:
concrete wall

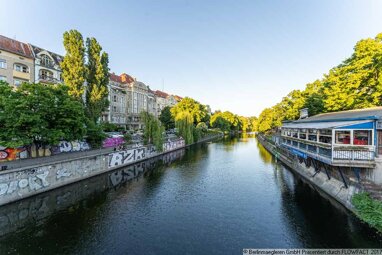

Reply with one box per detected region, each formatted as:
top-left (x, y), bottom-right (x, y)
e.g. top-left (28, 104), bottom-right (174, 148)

top-left (0, 139), bottom-right (186, 206)
top-left (0, 148), bottom-right (186, 237)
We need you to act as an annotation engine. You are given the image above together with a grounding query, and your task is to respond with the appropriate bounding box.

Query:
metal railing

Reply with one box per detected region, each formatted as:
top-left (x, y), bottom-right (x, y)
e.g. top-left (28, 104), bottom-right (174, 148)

top-left (332, 149), bottom-right (374, 161)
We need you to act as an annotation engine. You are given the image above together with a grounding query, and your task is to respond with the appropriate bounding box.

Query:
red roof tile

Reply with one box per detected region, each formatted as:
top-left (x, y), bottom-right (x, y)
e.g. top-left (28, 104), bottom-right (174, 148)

top-left (0, 35), bottom-right (33, 58)
top-left (120, 73), bottom-right (135, 83)
top-left (155, 90), bottom-right (169, 98)
top-left (109, 73), bottom-right (123, 83)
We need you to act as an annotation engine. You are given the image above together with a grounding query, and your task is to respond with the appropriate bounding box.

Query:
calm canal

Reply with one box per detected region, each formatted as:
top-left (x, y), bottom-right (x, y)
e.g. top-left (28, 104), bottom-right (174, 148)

top-left (0, 134), bottom-right (381, 254)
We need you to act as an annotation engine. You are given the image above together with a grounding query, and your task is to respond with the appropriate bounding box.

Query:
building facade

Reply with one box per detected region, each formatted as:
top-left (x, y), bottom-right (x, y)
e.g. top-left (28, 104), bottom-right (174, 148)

top-left (0, 35), bottom-right (34, 87)
top-left (29, 44), bottom-right (63, 84)
top-left (102, 73), bottom-right (129, 127)
top-left (280, 107), bottom-right (382, 169)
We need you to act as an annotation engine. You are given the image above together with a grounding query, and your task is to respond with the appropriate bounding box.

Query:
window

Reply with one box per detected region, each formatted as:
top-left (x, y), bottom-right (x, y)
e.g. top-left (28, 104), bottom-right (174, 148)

top-left (40, 69), bottom-right (53, 80)
top-left (14, 78), bottom-right (28, 87)
top-left (319, 129), bottom-right (332, 144)
top-left (335, 130), bottom-right (351, 144)
top-left (308, 134), bottom-right (317, 142)
top-left (113, 106), bottom-right (117, 112)
top-left (299, 133), bottom-right (306, 139)
top-left (353, 130), bottom-right (372, 145)
top-left (0, 75), bottom-right (6, 82)
top-left (292, 132), bottom-right (298, 138)
top-left (0, 59), bottom-right (6, 69)
top-left (40, 54), bottom-right (52, 67)
top-left (113, 95), bottom-right (117, 102)
top-left (14, 63), bottom-right (29, 73)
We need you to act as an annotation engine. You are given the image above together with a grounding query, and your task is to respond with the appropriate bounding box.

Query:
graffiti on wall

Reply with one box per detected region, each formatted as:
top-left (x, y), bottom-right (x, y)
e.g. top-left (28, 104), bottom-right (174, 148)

top-left (0, 146), bottom-right (28, 162)
top-left (102, 137), bottom-right (125, 148)
top-left (108, 139), bottom-right (185, 169)
top-left (51, 141), bottom-right (90, 154)
top-left (0, 141), bottom-right (91, 162)
top-left (109, 148), bottom-right (185, 187)
top-left (108, 148), bottom-right (146, 168)
top-left (163, 139), bottom-right (185, 152)
top-left (0, 167), bottom-right (50, 196)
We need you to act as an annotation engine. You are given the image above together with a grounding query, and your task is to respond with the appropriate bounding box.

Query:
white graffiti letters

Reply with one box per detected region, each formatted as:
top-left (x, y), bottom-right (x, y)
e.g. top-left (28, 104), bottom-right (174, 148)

top-left (0, 170), bottom-right (50, 196)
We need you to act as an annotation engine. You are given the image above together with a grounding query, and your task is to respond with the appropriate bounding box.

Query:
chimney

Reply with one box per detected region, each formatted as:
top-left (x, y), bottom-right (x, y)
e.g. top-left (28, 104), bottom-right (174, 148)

top-left (299, 108), bottom-right (308, 119)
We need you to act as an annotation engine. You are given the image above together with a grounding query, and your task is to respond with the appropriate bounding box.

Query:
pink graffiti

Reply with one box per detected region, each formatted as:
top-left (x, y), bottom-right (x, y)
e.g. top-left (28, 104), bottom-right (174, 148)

top-left (102, 137), bottom-right (125, 148)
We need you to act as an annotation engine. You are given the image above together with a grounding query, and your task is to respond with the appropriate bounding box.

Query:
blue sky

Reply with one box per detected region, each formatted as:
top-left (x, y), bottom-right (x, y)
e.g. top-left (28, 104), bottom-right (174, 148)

top-left (1, 0), bottom-right (382, 116)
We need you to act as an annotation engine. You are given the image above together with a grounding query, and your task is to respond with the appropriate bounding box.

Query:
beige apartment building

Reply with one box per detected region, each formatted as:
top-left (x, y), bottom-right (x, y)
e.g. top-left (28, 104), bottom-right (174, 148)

top-left (0, 35), bottom-right (35, 87)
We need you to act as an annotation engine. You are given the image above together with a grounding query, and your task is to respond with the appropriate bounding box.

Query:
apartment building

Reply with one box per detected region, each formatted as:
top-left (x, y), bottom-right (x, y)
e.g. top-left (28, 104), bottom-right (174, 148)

top-left (29, 44), bottom-right (63, 84)
top-left (0, 35), bottom-right (34, 87)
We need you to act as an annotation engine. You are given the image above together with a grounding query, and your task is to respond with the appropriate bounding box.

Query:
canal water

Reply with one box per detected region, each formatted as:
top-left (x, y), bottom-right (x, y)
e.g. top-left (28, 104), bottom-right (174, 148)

top-left (0, 134), bottom-right (381, 254)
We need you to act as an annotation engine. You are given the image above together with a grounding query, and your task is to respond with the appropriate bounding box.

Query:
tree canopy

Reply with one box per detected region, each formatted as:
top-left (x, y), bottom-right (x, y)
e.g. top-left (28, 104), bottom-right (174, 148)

top-left (0, 81), bottom-right (86, 148)
top-left (170, 97), bottom-right (209, 125)
top-left (159, 106), bottom-right (175, 130)
top-left (256, 32), bottom-right (382, 133)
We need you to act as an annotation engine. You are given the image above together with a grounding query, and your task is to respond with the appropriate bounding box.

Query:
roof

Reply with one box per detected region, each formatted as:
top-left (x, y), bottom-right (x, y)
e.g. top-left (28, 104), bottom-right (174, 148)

top-left (29, 44), bottom-right (63, 65)
top-left (282, 120), bottom-right (373, 129)
top-left (294, 107), bottom-right (382, 123)
top-left (174, 95), bottom-right (183, 102)
top-left (0, 35), bottom-right (33, 58)
top-left (155, 90), bottom-right (169, 98)
top-left (109, 73), bottom-right (123, 83)
top-left (120, 73), bottom-right (135, 83)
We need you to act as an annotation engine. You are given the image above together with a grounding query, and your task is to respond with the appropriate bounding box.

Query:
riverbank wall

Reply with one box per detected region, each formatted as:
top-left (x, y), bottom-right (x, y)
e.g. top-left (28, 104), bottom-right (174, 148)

top-left (257, 134), bottom-right (360, 212)
top-left (0, 134), bottom-right (223, 206)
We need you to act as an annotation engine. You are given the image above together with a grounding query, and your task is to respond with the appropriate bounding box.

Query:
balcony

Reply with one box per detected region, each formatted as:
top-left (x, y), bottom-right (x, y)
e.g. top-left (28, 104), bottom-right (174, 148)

top-left (282, 137), bottom-right (375, 168)
top-left (38, 75), bottom-right (60, 84)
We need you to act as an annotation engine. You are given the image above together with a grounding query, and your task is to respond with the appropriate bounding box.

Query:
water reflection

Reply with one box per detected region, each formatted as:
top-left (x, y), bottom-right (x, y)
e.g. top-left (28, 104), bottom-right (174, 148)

top-left (0, 136), bottom-right (381, 255)
top-left (0, 148), bottom-right (186, 240)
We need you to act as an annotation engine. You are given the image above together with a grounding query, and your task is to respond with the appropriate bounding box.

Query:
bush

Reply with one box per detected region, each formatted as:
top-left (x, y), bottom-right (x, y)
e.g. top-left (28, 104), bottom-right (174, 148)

top-left (85, 120), bottom-right (107, 148)
top-left (123, 133), bottom-right (132, 144)
top-left (352, 192), bottom-right (382, 232)
top-left (101, 122), bottom-right (119, 132)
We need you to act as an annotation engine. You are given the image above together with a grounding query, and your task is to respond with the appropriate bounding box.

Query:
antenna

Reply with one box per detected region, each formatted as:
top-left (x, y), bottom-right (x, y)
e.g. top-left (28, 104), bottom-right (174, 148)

top-left (162, 78), bottom-right (164, 92)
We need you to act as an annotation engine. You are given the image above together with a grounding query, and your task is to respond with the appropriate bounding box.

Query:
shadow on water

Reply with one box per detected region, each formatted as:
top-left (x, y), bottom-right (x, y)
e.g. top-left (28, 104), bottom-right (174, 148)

top-left (260, 142), bottom-right (382, 248)
top-left (0, 149), bottom-right (187, 255)
top-left (0, 136), bottom-right (381, 254)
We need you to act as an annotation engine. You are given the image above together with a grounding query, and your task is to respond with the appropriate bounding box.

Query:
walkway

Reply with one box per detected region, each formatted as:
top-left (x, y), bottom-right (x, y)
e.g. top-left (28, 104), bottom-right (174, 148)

top-left (0, 147), bottom-right (114, 171)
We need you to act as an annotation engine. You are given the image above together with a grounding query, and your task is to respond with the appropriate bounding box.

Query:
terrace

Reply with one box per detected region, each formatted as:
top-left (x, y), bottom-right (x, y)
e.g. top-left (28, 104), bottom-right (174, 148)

top-left (281, 120), bottom-right (376, 168)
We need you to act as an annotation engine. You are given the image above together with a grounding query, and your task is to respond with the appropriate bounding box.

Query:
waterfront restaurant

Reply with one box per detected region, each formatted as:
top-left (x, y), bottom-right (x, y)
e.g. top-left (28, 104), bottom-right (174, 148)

top-left (281, 107), bottom-right (382, 168)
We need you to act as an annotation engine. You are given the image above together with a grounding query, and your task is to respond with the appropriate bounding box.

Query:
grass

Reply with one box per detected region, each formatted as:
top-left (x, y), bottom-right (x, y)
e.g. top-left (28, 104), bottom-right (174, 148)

top-left (352, 192), bottom-right (382, 232)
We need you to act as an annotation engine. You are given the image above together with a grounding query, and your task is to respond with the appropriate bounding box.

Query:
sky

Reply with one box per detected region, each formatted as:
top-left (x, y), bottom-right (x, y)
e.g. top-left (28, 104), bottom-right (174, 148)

top-left (1, 0), bottom-right (382, 116)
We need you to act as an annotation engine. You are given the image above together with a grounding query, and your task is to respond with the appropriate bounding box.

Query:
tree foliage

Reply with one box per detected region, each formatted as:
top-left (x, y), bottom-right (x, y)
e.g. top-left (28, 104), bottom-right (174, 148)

top-left (61, 30), bottom-right (86, 100)
top-left (159, 106), bottom-right (175, 130)
top-left (171, 97), bottom-right (208, 124)
top-left (141, 112), bottom-right (164, 151)
top-left (0, 81), bottom-right (86, 149)
top-left (175, 111), bottom-right (195, 144)
top-left (85, 37), bottom-right (110, 122)
top-left (257, 32), bottom-right (382, 133)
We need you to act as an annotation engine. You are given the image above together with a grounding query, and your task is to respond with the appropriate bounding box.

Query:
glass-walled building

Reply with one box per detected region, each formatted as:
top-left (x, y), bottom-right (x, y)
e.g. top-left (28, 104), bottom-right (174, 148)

top-left (281, 107), bottom-right (382, 168)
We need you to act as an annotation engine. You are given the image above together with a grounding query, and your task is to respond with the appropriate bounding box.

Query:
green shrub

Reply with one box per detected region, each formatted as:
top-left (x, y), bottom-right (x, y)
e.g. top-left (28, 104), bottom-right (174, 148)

top-left (352, 192), bottom-right (382, 232)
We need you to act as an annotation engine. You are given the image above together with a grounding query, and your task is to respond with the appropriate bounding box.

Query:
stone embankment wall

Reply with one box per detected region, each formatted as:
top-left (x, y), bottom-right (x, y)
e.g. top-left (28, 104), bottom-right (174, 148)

top-left (0, 134), bottom-right (222, 207)
top-left (257, 135), bottom-right (360, 212)
top-left (0, 148), bottom-right (186, 237)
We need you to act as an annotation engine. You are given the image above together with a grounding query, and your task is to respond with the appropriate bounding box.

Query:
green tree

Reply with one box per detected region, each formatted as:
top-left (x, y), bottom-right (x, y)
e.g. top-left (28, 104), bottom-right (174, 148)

top-left (159, 106), bottom-right (175, 130)
top-left (323, 33), bottom-right (382, 111)
top-left (175, 111), bottom-right (195, 144)
top-left (61, 30), bottom-right (87, 100)
top-left (171, 97), bottom-right (208, 125)
top-left (141, 112), bottom-right (164, 151)
top-left (86, 37), bottom-right (110, 122)
top-left (0, 82), bottom-right (87, 155)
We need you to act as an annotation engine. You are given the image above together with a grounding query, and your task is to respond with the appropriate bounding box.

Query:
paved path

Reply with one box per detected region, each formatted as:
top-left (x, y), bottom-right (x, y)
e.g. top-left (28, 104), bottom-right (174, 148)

top-left (0, 147), bottom-right (114, 171)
